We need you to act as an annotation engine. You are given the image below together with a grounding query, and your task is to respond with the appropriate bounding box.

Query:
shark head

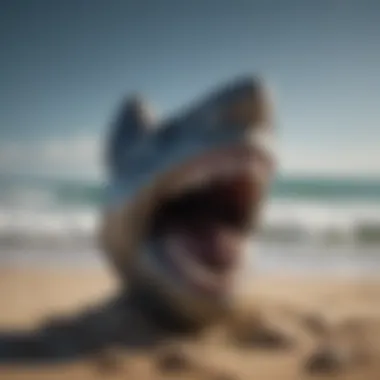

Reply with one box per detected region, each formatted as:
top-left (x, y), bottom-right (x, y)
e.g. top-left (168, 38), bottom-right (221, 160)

top-left (100, 76), bottom-right (277, 325)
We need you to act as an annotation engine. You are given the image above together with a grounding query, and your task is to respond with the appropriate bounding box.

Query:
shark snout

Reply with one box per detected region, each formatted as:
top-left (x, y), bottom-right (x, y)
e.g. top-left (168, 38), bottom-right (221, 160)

top-left (218, 76), bottom-right (273, 128)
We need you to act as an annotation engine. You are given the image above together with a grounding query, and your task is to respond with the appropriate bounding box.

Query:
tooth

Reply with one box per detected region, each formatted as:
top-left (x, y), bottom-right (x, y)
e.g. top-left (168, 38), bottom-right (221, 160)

top-left (165, 236), bottom-right (222, 288)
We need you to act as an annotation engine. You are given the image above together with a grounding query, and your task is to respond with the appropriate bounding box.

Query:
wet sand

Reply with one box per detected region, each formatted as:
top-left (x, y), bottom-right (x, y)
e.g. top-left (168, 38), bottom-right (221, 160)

top-left (0, 267), bottom-right (379, 379)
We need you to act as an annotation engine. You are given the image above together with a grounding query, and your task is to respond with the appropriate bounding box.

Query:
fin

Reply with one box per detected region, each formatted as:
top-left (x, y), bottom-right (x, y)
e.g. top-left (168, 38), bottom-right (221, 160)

top-left (106, 95), bottom-right (157, 176)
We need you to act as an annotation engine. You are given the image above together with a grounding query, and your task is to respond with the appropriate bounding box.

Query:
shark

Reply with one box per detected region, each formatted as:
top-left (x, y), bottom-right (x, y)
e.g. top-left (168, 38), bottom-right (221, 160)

top-left (101, 74), bottom-right (276, 325)
top-left (0, 75), bottom-right (278, 364)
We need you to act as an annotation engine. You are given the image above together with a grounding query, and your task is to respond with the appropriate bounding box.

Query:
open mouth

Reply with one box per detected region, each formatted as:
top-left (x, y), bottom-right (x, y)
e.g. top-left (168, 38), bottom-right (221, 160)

top-left (148, 147), bottom-right (268, 295)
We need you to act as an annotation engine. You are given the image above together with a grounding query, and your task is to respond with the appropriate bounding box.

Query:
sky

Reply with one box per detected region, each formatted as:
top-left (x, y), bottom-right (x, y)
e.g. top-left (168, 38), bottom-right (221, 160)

top-left (0, 0), bottom-right (379, 180)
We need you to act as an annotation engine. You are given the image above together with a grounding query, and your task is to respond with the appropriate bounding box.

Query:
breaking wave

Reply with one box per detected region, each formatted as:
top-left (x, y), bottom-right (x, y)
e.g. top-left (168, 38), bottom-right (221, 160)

top-left (0, 176), bottom-right (379, 250)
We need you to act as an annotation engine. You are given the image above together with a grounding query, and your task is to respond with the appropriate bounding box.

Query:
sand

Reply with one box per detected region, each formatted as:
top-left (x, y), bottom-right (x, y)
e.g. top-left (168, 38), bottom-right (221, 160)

top-left (0, 266), bottom-right (380, 380)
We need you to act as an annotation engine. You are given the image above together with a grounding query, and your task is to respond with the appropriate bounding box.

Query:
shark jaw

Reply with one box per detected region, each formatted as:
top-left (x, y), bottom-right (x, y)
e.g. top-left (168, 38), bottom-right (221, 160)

top-left (136, 142), bottom-right (273, 309)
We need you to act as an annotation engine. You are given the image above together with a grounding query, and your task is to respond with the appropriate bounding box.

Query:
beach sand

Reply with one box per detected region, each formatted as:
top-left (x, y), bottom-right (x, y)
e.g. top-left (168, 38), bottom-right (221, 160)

top-left (0, 267), bottom-right (379, 380)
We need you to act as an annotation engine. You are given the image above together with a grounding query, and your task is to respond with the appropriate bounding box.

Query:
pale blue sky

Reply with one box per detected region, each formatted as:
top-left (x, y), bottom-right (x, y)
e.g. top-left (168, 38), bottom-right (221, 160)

top-left (1, 0), bottom-right (379, 179)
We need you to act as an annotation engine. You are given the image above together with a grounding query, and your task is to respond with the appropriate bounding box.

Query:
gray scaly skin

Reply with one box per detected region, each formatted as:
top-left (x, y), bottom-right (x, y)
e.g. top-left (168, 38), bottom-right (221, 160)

top-left (0, 75), bottom-right (276, 363)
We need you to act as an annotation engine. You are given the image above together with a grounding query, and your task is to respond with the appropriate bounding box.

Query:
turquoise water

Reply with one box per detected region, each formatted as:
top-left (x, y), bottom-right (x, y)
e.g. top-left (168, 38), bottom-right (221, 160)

top-left (271, 176), bottom-right (380, 200)
top-left (1, 175), bottom-right (380, 207)
top-left (0, 174), bottom-right (379, 275)
top-left (0, 174), bottom-right (379, 250)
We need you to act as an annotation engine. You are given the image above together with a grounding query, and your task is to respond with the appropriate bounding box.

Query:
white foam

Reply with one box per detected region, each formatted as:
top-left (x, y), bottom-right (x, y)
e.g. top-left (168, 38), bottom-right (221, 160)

top-left (1, 200), bottom-right (380, 250)
top-left (0, 182), bottom-right (380, 249)
top-left (260, 199), bottom-right (380, 246)
top-left (0, 207), bottom-right (99, 249)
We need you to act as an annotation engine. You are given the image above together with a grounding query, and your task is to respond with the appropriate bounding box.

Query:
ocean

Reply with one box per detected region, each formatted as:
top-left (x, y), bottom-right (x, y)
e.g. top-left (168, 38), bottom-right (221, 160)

top-left (1, 175), bottom-right (380, 275)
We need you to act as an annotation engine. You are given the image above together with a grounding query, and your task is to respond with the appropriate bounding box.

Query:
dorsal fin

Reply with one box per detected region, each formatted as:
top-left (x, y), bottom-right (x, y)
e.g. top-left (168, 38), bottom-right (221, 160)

top-left (106, 95), bottom-right (157, 176)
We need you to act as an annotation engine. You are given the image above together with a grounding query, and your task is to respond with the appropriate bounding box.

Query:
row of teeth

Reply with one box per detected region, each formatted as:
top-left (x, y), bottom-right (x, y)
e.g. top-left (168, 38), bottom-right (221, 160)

top-left (166, 158), bottom-right (263, 198)
top-left (165, 237), bottom-right (231, 290)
